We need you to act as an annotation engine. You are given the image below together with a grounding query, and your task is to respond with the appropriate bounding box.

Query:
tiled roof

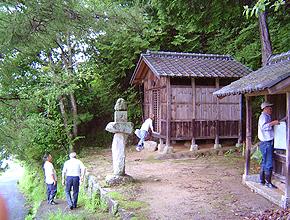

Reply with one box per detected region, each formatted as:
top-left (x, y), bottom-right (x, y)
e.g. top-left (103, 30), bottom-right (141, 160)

top-left (214, 51), bottom-right (290, 97)
top-left (131, 51), bottom-right (251, 83)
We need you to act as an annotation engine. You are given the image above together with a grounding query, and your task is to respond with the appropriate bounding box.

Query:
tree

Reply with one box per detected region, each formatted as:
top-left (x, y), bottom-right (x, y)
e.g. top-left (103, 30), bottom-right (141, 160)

top-left (0, 0), bottom-right (289, 166)
top-left (244, 0), bottom-right (288, 65)
top-left (0, 0), bottom-right (97, 162)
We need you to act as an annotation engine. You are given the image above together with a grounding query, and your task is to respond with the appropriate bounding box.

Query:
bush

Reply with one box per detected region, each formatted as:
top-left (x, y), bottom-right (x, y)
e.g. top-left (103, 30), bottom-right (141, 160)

top-left (78, 189), bottom-right (108, 213)
top-left (19, 166), bottom-right (46, 219)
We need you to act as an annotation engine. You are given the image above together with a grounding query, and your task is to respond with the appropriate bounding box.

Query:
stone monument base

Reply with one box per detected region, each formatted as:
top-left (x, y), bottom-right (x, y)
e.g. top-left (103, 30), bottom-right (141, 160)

top-left (105, 174), bottom-right (134, 186)
top-left (190, 144), bottom-right (199, 151)
top-left (214, 144), bottom-right (222, 149)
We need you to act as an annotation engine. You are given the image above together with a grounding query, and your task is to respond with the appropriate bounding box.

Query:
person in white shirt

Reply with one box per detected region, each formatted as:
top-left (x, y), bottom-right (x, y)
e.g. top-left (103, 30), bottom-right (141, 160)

top-left (62, 152), bottom-right (86, 210)
top-left (258, 101), bottom-right (279, 188)
top-left (43, 154), bottom-right (57, 205)
top-left (135, 113), bottom-right (155, 152)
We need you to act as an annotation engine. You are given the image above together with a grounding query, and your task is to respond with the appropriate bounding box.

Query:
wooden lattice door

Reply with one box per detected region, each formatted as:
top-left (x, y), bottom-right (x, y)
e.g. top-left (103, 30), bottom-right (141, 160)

top-left (152, 89), bottom-right (160, 132)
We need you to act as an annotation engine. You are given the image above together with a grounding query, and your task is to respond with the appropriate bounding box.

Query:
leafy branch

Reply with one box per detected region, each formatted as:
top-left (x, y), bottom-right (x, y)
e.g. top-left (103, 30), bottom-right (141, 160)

top-left (243, 0), bottom-right (286, 18)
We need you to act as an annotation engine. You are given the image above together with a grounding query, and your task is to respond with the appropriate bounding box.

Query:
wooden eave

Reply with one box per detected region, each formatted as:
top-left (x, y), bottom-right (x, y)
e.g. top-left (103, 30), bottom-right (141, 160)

top-left (130, 56), bottom-right (161, 85)
top-left (268, 76), bottom-right (290, 94)
top-left (244, 76), bottom-right (290, 97)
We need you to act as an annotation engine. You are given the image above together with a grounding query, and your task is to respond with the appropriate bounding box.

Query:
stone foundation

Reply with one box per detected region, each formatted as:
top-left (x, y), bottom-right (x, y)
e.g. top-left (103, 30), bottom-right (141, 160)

top-left (85, 173), bottom-right (134, 219)
top-left (105, 174), bottom-right (134, 186)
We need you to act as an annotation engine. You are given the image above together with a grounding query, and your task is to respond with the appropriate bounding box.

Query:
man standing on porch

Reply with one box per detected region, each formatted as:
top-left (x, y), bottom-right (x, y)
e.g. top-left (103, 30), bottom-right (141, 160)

top-left (258, 101), bottom-right (279, 188)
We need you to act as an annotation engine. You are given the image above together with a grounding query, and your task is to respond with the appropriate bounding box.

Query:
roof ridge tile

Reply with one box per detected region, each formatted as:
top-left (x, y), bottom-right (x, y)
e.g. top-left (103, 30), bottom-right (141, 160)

top-left (144, 50), bottom-right (233, 61)
top-left (267, 50), bottom-right (290, 65)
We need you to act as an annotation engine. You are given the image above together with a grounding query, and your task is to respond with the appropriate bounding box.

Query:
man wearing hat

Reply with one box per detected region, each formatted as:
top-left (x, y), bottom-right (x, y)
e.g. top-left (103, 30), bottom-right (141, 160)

top-left (258, 101), bottom-right (279, 188)
top-left (62, 152), bottom-right (86, 209)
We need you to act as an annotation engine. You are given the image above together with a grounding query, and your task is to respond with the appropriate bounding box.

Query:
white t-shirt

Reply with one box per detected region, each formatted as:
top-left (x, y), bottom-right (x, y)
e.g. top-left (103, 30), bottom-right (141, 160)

top-left (140, 118), bottom-right (154, 132)
top-left (258, 112), bottom-right (274, 141)
top-left (43, 161), bottom-right (57, 184)
top-left (62, 158), bottom-right (86, 177)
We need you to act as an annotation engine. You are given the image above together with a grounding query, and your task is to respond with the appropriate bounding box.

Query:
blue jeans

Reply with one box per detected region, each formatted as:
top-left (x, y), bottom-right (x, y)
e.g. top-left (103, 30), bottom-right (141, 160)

top-left (137, 130), bottom-right (148, 147)
top-left (47, 182), bottom-right (57, 202)
top-left (65, 176), bottom-right (80, 208)
top-left (259, 140), bottom-right (274, 174)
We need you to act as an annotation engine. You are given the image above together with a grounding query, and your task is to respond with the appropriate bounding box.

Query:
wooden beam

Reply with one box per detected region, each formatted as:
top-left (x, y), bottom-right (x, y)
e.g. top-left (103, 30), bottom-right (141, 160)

top-left (268, 77), bottom-right (290, 94)
top-left (191, 78), bottom-right (196, 120)
top-left (191, 78), bottom-right (196, 147)
top-left (245, 90), bottom-right (268, 97)
top-left (285, 92), bottom-right (290, 199)
top-left (215, 78), bottom-right (220, 148)
top-left (237, 95), bottom-right (243, 146)
top-left (166, 77), bottom-right (171, 147)
top-left (245, 96), bottom-right (252, 176)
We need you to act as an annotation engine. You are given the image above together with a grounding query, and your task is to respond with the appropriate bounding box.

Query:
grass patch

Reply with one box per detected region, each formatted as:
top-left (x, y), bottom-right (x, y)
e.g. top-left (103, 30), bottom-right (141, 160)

top-left (47, 209), bottom-right (114, 220)
top-left (48, 210), bottom-right (81, 220)
top-left (78, 189), bottom-right (108, 213)
top-left (20, 165), bottom-right (67, 220)
top-left (144, 155), bottom-right (163, 163)
top-left (107, 191), bottom-right (147, 211)
top-left (19, 166), bottom-right (46, 220)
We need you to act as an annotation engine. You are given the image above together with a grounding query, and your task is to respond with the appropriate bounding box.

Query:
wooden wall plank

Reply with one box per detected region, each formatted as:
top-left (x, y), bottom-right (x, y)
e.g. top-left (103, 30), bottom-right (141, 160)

top-left (245, 96), bottom-right (252, 176)
top-left (285, 92), bottom-right (290, 199)
top-left (166, 78), bottom-right (171, 146)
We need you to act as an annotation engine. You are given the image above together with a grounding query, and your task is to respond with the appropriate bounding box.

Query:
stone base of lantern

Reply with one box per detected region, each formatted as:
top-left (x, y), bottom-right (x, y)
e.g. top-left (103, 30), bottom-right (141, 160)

top-left (105, 174), bottom-right (134, 186)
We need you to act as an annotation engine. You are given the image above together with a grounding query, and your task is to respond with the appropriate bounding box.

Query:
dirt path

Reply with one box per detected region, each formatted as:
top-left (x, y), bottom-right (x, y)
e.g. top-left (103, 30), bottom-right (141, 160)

top-left (34, 199), bottom-right (110, 220)
top-left (85, 147), bottom-right (278, 220)
top-left (127, 154), bottom-right (276, 219)
top-left (35, 199), bottom-right (75, 219)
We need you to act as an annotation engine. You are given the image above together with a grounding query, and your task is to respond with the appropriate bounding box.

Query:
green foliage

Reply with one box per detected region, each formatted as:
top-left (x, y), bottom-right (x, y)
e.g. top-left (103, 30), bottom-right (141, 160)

top-left (94, 131), bottom-right (112, 148)
top-left (0, 0), bottom-right (100, 164)
top-left (48, 211), bottom-right (86, 220)
top-left (78, 189), bottom-right (108, 213)
top-left (251, 146), bottom-right (262, 164)
top-left (19, 166), bottom-right (46, 219)
top-left (0, 0), bottom-right (289, 168)
top-left (224, 148), bottom-right (236, 157)
top-left (107, 191), bottom-right (146, 211)
top-left (244, 0), bottom-right (286, 18)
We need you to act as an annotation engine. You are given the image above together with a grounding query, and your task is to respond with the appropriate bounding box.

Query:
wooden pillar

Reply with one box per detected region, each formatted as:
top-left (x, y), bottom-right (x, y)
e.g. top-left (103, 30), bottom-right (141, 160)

top-left (283, 92), bottom-right (290, 208)
top-left (244, 96), bottom-right (252, 176)
top-left (236, 95), bottom-right (243, 147)
top-left (164, 77), bottom-right (173, 153)
top-left (190, 78), bottom-right (198, 151)
top-left (214, 78), bottom-right (221, 149)
top-left (150, 88), bottom-right (153, 115)
top-left (158, 138), bottom-right (165, 152)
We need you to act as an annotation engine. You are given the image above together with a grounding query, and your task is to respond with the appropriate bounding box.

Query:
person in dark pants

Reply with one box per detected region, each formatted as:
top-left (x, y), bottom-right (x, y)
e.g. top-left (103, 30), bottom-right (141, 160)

top-left (135, 113), bottom-right (155, 152)
top-left (43, 154), bottom-right (58, 205)
top-left (62, 152), bottom-right (86, 210)
top-left (258, 101), bottom-right (279, 188)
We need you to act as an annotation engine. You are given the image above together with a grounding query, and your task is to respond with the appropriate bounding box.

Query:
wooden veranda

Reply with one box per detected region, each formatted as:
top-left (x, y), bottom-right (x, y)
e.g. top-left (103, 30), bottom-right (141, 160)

top-left (214, 51), bottom-right (290, 208)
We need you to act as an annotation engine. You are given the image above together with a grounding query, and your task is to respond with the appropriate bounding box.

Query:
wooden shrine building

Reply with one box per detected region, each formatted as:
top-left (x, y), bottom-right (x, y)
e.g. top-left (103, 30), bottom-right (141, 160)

top-left (214, 51), bottom-right (290, 208)
top-left (130, 51), bottom-right (251, 153)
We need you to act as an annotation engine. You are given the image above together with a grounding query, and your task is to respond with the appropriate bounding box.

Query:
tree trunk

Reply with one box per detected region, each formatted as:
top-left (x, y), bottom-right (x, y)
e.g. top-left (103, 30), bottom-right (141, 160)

top-left (59, 96), bottom-right (74, 152)
top-left (49, 50), bottom-right (75, 152)
top-left (70, 92), bottom-right (78, 138)
top-left (66, 34), bottom-right (78, 140)
top-left (258, 12), bottom-right (272, 66)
